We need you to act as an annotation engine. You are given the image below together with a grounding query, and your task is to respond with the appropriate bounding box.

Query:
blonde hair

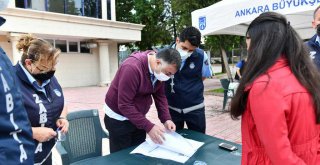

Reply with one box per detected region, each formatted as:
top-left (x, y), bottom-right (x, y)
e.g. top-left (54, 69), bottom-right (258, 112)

top-left (16, 34), bottom-right (60, 66)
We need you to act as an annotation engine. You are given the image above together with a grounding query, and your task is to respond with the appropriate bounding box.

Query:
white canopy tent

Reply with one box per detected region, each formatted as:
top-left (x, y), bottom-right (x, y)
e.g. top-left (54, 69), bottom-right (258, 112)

top-left (192, 0), bottom-right (320, 39)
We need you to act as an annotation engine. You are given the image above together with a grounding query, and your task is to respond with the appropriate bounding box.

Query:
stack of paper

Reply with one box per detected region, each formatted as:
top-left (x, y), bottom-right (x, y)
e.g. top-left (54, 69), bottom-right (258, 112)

top-left (130, 131), bottom-right (204, 163)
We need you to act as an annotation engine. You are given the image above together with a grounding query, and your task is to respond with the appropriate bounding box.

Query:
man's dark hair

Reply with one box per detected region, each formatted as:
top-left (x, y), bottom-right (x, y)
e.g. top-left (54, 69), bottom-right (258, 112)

top-left (314, 5), bottom-right (320, 19)
top-left (179, 26), bottom-right (201, 47)
top-left (156, 48), bottom-right (181, 70)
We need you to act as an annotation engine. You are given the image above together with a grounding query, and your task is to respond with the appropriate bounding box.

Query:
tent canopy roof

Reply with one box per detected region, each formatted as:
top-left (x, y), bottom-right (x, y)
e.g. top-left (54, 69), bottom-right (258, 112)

top-left (192, 0), bottom-right (320, 39)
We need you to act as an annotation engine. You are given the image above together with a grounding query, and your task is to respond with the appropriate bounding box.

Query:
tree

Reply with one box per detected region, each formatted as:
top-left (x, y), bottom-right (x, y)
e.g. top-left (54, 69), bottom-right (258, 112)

top-left (116, 0), bottom-right (245, 73)
top-left (116, 0), bottom-right (172, 50)
top-left (205, 35), bottom-right (245, 74)
top-left (116, 0), bottom-right (136, 23)
top-left (170, 0), bottom-right (219, 34)
top-left (133, 0), bottom-right (172, 50)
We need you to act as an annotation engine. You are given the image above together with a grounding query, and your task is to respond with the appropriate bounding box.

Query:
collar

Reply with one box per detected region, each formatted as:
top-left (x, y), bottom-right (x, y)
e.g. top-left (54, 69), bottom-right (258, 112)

top-left (18, 61), bottom-right (50, 89)
top-left (316, 35), bottom-right (320, 46)
top-left (244, 56), bottom-right (288, 91)
top-left (148, 56), bottom-right (153, 74)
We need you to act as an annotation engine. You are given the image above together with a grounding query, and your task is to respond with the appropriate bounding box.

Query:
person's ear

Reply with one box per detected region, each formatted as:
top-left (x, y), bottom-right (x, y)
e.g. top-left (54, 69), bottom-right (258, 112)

top-left (312, 20), bottom-right (317, 29)
top-left (176, 37), bottom-right (180, 44)
top-left (156, 59), bottom-right (161, 66)
top-left (25, 59), bottom-right (32, 66)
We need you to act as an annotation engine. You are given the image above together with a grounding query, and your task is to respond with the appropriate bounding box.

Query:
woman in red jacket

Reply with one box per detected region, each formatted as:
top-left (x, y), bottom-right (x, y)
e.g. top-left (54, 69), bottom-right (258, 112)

top-left (231, 12), bottom-right (320, 164)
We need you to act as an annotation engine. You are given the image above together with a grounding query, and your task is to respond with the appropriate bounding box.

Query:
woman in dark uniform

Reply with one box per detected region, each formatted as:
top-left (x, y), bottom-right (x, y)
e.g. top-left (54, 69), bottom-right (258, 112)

top-left (14, 34), bottom-right (69, 165)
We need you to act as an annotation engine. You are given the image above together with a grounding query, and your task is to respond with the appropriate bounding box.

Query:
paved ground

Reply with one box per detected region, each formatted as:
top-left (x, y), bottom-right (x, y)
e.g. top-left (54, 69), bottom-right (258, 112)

top-left (52, 75), bottom-right (241, 164)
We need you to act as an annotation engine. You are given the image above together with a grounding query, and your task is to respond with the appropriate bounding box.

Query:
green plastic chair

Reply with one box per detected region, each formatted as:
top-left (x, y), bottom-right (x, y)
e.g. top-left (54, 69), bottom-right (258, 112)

top-left (56, 109), bottom-right (109, 165)
top-left (220, 79), bottom-right (230, 111)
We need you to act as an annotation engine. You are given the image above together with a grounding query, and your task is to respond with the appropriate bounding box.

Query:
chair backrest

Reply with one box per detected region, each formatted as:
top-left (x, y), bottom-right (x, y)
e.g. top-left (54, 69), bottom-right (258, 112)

top-left (220, 79), bottom-right (230, 90)
top-left (61, 109), bottom-right (104, 164)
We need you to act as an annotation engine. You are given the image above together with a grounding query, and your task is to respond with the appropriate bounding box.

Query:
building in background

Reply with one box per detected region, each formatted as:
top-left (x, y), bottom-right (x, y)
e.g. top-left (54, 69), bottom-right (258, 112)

top-left (0, 0), bottom-right (144, 87)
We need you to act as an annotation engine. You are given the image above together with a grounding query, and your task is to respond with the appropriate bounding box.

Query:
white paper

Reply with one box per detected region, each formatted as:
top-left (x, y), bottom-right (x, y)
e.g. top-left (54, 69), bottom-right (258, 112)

top-left (130, 132), bottom-right (204, 163)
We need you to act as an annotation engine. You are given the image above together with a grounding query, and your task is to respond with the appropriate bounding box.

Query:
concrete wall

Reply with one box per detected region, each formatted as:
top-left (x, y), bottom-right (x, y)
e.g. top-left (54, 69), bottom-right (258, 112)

top-left (55, 51), bottom-right (100, 87)
top-left (108, 42), bottom-right (118, 79)
top-left (0, 7), bottom-right (141, 88)
top-left (53, 42), bottom-right (119, 88)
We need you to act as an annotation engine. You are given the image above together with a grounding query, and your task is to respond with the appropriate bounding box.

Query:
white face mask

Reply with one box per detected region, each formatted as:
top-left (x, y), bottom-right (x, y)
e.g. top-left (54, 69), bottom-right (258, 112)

top-left (154, 63), bottom-right (170, 81)
top-left (0, 0), bottom-right (9, 11)
top-left (177, 48), bottom-right (192, 61)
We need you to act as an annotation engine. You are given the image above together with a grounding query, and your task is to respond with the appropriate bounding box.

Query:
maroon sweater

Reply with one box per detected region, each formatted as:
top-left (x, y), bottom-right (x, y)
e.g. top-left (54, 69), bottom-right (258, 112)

top-left (105, 51), bottom-right (171, 132)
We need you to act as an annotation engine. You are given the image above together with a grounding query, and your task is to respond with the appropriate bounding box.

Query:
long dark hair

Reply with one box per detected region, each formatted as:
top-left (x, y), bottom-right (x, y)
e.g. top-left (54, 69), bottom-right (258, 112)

top-left (230, 12), bottom-right (320, 123)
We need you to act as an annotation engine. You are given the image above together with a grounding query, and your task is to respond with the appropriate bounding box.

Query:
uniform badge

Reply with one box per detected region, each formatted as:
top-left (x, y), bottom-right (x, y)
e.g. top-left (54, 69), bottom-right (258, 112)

top-left (189, 62), bottom-right (195, 69)
top-left (54, 89), bottom-right (62, 97)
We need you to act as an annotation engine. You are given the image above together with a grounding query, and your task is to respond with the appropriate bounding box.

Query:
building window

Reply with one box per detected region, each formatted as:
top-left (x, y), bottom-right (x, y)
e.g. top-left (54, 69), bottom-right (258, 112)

top-left (15, 0), bottom-right (25, 8)
top-left (107, 0), bottom-right (111, 20)
top-left (16, 0), bottom-right (102, 19)
top-left (55, 40), bottom-right (67, 52)
top-left (80, 42), bottom-right (92, 53)
top-left (83, 0), bottom-right (100, 18)
top-left (66, 0), bottom-right (82, 16)
top-left (27, 0), bottom-right (46, 11)
top-left (44, 39), bottom-right (92, 54)
top-left (68, 41), bottom-right (79, 52)
top-left (48, 0), bottom-right (65, 14)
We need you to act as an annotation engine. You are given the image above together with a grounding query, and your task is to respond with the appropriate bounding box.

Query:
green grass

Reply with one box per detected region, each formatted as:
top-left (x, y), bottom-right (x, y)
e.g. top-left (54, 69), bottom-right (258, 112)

top-left (207, 88), bottom-right (224, 93)
top-left (213, 72), bottom-right (224, 76)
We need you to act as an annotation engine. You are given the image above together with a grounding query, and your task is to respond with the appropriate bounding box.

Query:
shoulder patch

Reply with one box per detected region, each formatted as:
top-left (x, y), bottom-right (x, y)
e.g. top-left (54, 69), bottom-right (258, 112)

top-left (53, 89), bottom-right (62, 97)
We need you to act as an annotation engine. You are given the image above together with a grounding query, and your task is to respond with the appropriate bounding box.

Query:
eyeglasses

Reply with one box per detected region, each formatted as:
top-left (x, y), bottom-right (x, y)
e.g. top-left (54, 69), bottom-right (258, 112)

top-left (32, 63), bottom-right (50, 73)
top-left (31, 62), bottom-right (57, 74)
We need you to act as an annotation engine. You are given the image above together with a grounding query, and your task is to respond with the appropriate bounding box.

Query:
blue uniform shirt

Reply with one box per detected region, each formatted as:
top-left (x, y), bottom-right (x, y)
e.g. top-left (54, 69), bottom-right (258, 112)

top-left (14, 63), bottom-right (64, 164)
top-left (306, 34), bottom-right (320, 70)
top-left (235, 60), bottom-right (245, 68)
top-left (0, 47), bottom-right (35, 164)
top-left (165, 45), bottom-right (212, 109)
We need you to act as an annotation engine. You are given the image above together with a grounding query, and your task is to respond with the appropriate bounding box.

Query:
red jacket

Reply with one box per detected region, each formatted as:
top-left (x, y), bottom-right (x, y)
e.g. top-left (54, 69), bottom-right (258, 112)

top-left (241, 57), bottom-right (320, 165)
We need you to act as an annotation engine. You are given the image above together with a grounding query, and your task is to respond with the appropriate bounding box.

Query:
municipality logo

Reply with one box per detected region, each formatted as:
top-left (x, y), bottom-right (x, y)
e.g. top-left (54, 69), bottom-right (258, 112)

top-left (54, 89), bottom-right (62, 97)
top-left (199, 16), bottom-right (206, 30)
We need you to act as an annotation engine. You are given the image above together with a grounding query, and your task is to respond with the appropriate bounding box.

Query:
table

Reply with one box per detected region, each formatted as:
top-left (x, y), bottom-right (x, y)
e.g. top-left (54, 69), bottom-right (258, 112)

top-left (73, 129), bottom-right (242, 165)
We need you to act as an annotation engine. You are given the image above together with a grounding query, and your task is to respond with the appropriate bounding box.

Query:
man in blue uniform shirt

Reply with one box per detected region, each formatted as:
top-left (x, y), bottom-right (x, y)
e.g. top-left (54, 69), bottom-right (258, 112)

top-left (165, 26), bottom-right (212, 133)
top-left (306, 5), bottom-right (320, 69)
top-left (0, 3), bottom-right (35, 163)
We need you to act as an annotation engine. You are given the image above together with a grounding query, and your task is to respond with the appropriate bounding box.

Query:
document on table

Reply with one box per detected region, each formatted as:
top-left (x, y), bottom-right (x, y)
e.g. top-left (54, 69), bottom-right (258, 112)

top-left (130, 131), bottom-right (204, 163)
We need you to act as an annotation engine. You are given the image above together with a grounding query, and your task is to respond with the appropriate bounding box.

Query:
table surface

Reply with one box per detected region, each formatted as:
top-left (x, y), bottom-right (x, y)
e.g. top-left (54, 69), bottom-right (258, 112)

top-left (72, 129), bottom-right (242, 165)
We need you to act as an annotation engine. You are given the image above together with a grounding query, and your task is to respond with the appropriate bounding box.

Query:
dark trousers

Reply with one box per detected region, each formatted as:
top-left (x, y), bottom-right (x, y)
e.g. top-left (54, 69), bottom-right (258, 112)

top-left (169, 107), bottom-right (206, 133)
top-left (104, 114), bottom-right (146, 153)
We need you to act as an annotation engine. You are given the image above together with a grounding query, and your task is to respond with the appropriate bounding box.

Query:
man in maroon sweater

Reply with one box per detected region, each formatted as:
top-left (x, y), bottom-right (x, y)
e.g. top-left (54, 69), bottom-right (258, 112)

top-left (104, 48), bottom-right (181, 153)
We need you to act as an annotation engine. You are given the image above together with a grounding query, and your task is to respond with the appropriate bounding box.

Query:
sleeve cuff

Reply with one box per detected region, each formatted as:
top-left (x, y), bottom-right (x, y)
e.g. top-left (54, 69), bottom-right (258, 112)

top-left (145, 123), bottom-right (155, 133)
